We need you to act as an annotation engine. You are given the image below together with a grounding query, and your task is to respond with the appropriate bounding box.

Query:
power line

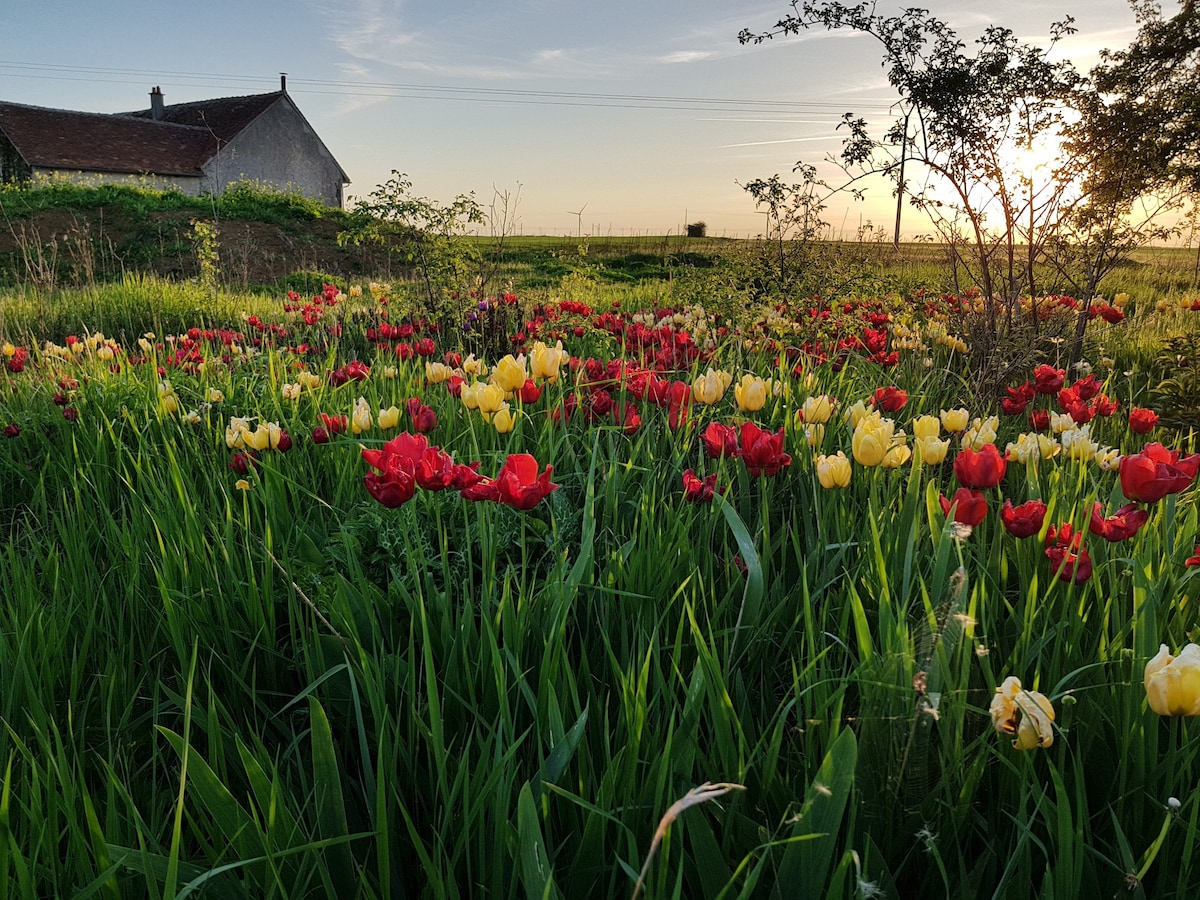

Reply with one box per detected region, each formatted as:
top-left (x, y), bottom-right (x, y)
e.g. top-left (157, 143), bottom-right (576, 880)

top-left (0, 58), bottom-right (896, 115)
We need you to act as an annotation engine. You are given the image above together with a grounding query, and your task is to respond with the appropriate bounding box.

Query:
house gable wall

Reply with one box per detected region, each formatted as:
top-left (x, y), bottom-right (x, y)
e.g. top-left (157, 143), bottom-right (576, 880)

top-left (201, 97), bottom-right (345, 206)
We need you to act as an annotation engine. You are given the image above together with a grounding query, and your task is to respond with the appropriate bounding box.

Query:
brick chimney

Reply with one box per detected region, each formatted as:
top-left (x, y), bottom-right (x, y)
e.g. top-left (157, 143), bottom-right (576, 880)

top-left (150, 86), bottom-right (164, 121)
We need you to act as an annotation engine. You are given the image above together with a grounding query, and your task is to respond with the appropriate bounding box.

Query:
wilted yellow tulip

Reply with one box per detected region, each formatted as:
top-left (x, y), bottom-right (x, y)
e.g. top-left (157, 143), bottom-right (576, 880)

top-left (378, 405), bottom-right (401, 429)
top-left (940, 408), bottom-right (970, 433)
top-left (235, 479), bottom-right (252, 491)
top-left (961, 416), bottom-right (999, 450)
top-left (492, 403), bottom-right (515, 434)
top-left (916, 436), bottom-right (950, 464)
top-left (1113, 292), bottom-right (1130, 309)
top-left (912, 415), bottom-right (940, 441)
top-left (1145, 644), bottom-right (1200, 716)
top-left (815, 451), bottom-right (852, 489)
top-left (990, 676), bottom-right (1055, 750)
top-left (225, 416), bottom-right (251, 449)
top-left (475, 383), bottom-right (507, 415)
top-left (734, 374), bottom-right (769, 412)
top-left (802, 394), bottom-right (836, 425)
top-left (1094, 447), bottom-right (1120, 471)
top-left (206, 388), bottom-right (225, 404)
top-left (185, 409), bottom-right (201, 426)
top-left (529, 340), bottom-right (568, 383)
top-left (351, 397), bottom-right (373, 434)
top-left (281, 382), bottom-right (301, 402)
top-left (244, 423), bottom-right (272, 451)
top-left (463, 354), bottom-right (489, 377)
top-left (692, 368), bottom-right (732, 405)
top-left (298, 371), bottom-right (322, 390)
top-left (494, 354), bottom-right (528, 393)
top-left (1049, 411), bottom-right (1077, 434)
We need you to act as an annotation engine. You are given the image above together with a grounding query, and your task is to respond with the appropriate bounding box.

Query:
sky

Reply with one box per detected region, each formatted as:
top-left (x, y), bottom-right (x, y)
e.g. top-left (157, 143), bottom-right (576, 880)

top-left (4, 0), bottom-right (1145, 238)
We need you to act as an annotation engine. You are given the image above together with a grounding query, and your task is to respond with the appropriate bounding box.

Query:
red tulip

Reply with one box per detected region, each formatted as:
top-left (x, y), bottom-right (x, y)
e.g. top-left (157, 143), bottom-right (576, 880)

top-left (319, 413), bottom-right (349, 435)
top-left (940, 488), bottom-right (988, 526)
top-left (682, 469), bottom-right (719, 503)
top-left (518, 379), bottom-right (543, 404)
top-left (1128, 407), bottom-right (1158, 434)
top-left (1088, 501), bottom-right (1149, 542)
top-left (872, 386), bottom-right (908, 412)
top-left (1000, 498), bottom-right (1047, 538)
top-left (311, 426), bottom-right (330, 444)
top-left (415, 447), bottom-right (457, 490)
top-left (1044, 523), bottom-right (1093, 583)
top-left (1028, 409), bottom-right (1051, 431)
top-left (1119, 443), bottom-right (1200, 503)
top-left (739, 421), bottom-right (791, 476)
top-left (3, 423), bottom-right (19, 438)
top-left (701, 422), bottom-right (741, 459)
top-left (953, 444), bottom-right (1007, 490)
top-left (1032, 364), bottom-right (1065, 394)
top-left (493, 454), bottom-right (559, 510)
top-left (1186, 544), bottom-right (1200, 567)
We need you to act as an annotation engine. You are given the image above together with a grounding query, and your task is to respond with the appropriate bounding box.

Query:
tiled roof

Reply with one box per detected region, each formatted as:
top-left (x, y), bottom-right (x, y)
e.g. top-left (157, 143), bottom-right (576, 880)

top-left (125, 91), bottom-right (284, 144)
top-left (0, 92), bottom-right (285, 177)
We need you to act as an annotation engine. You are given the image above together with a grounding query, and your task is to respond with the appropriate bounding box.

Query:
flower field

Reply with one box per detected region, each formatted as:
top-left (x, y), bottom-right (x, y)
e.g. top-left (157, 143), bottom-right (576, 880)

top-left (1, 276), bottom-right (1199, 898)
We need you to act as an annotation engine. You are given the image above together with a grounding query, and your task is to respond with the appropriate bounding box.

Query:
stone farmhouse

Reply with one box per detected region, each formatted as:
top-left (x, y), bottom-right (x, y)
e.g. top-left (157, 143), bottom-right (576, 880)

top-left (0, 77), bottom-right (349, 207)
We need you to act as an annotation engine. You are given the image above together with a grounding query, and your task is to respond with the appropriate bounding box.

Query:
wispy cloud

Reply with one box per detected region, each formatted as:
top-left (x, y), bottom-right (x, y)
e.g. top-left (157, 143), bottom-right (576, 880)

top-left (718, 135), bottom-right (841, 148)
top-left (659, 50), bottom-right (718, 64)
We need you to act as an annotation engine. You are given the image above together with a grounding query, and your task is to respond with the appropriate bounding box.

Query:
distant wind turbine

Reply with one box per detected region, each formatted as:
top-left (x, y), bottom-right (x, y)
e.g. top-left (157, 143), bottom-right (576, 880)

top-left (566, 203), bottom-right (588, 238)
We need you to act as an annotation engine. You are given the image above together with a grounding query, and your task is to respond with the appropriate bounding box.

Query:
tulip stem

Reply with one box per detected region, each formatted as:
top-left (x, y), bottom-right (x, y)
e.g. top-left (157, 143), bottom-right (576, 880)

top-left (1132, 809), bottom-right (1174, 884)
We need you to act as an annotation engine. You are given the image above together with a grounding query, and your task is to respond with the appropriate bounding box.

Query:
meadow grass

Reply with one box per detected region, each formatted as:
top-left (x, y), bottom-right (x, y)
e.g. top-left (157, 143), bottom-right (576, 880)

top-left (0, 263), bottom-right (1198, 898)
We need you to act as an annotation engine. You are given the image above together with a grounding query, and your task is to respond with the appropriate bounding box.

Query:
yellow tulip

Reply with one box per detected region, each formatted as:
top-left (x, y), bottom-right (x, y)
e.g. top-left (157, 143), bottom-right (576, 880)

top-left (298, 371), bottom-right (322, 390)
top-left (940, 407), bottom-right (970, 433)
top-left (916, 436), bottom-right (950, 464)
top-left (881, 442), bottom-right (912, 469)
top-left (494, 354), bottom-right (528, 393)
top-left (961, 416), bottom-right (999, 450)
top-left (460, 382), bottom-right (482, 410)
top-left (852, 428), bottom-right (888, 467)
top-left (815, 451), bottom-right (852, 489)
top-left (476, 383), bottom-right (507, 415)
top-left (912, 415), bottom-right (940, 441)
top-left (235, 479), bottom-right (252, 491)
top-left (529, 340), bottom-right (568, 383)
top-left (1113, 292), bottom-right (1130, 309)
top-left (844, 400), bottom-right (870, 429)
top-left (281, 382), bottom-right (301, 401)
top-left (804, 423), bottom-right (825, 449)
top-left (851, 412), bottom-right (894, 467)
top-left (97, 345), bottom-right (114, 361)
top-left (692, 368), bottom-right (731, 405)
top-left (492, 403), bottom-right (515, 434)
top-left (802, 394), bottom-right (836, 425)
top-left (425, 361), bottom-right (452, 384)
top-left (1145, 644), bottom-right (1200, 716)
top-left (206, 388), bottom-right (225, 403)
top-left (378, 406), bottom-right (401, 430)
top-left (734, 374), bottom-right (768, 412)
top-left (990, 676), bottom-right (1055, 750)
top-left (351, 397), bottom-right (373, 434)
top-left (1, 342), bottom-right (14, 357)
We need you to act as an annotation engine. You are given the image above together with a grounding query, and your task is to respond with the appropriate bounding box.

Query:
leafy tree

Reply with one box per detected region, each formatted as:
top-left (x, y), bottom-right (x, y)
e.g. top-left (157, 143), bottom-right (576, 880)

top-left (738, 164), bottom-right (829, 295)
top-left (740, 2), bottom-right (1084, 305)
top-left (338, 171), bottom-right (484, 323)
